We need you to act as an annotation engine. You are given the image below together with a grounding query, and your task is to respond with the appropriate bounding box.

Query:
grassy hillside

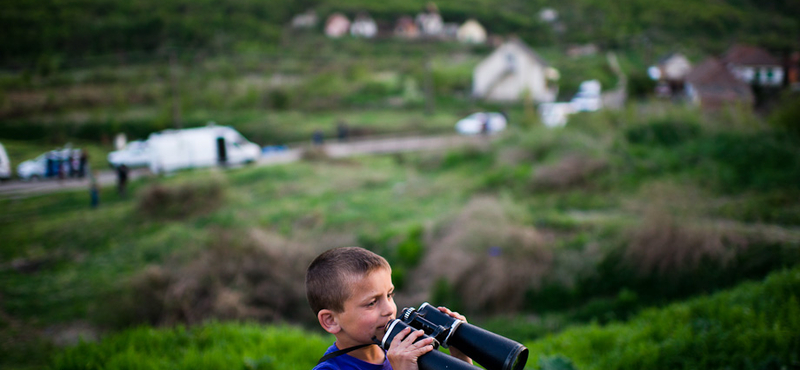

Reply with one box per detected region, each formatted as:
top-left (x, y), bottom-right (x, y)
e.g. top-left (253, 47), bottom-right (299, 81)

top-left (2, 0), bottom-right (798, 67)
top-left (2, 103), bottom-right (799, 369)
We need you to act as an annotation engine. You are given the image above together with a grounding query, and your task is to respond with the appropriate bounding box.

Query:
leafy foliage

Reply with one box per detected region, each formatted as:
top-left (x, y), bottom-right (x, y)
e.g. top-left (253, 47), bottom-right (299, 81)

top-left (527, 267), bottom-right (800, 370)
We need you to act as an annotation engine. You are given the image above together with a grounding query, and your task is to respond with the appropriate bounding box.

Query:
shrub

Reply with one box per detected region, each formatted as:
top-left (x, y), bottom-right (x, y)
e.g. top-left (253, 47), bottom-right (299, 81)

top-left (530, 154), bottom-right (608, 190)
top-left (690, 131), bottom-right (800, 193)
top-left (526, 267), bottom-right (800, 370)
top-left (136, 176), bottom-right (226, 220)
top-left (767, 92), bottom-right (800, 137)
top-left (408, 197), bottom-right (553, 314)
top-left (625, 120), bottom-right (701, 147)
top-left (51, 322), bottom-right (329, 370)
top-left (108, 228), bottom-right (314, 328)
top-left (300, 146), bottom-right (329, 162)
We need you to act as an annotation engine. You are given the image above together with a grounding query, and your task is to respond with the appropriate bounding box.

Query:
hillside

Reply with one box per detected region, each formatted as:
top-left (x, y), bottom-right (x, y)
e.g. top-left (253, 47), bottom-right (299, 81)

top-left (2, 105), bottom-right (799, 368)
top-left (2, 0), bottom-right (798, 67)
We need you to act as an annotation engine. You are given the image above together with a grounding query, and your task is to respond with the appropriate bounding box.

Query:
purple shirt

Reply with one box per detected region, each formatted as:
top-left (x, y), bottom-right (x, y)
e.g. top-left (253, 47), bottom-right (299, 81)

top-left (314, 343), bottom-right (392, 370)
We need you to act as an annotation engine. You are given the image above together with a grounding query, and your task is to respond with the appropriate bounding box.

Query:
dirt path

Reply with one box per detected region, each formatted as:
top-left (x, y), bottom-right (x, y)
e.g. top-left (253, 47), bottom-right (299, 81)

top-left (0, 133), bottom-right (489, 198)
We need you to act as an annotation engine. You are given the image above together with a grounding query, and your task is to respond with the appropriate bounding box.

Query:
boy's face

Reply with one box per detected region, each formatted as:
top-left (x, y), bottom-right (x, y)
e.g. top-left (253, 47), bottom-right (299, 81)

top-left (332, 267), bottom-right (397, 348)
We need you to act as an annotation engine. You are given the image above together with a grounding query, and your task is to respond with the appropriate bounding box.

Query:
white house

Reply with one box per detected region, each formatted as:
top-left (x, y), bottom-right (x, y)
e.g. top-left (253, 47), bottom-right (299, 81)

top-left (291, 10), bottom-right (318, 29)
top-left (472, 39), bottom-right (559, 103)
top-left (350, 12), bottom-right (378, 38)
top-left (648, 52), bottom-right (692, 96)
top-left (457, 19), bottom-right (486, 44)
top-left (651, 53), bottom-right (692, 81)
top-left (325, 13), bottom-right (350, 38)
top-left (416, 3), bottom-right (443, 37)
top-left (721, 44), bottom-right (784, 87)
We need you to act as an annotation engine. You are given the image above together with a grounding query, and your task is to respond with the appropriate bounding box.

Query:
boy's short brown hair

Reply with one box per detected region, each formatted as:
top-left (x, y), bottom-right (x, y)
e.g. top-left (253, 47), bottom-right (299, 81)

top-left (306, 247), bottom-right (391, 314)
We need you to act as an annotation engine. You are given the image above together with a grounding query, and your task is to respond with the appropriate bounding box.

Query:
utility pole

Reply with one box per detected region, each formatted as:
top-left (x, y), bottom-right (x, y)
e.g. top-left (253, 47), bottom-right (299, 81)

top-left (170, 51), bottom-right (182, 129)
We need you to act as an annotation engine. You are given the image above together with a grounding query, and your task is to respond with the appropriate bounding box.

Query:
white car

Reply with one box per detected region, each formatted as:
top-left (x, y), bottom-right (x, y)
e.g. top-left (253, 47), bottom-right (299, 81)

top-left (571, 80), bottom-right (602, 112)
top-left (108, 140), bottom-right (150, 168)
top-left (17, 153), bottom-right (48, 181)
top-left (0, 142), bottom-right (11, 180)
top-left (538, 102), bottom-right (574, 128)
top-left (455, 112), bottom-right (507, 135)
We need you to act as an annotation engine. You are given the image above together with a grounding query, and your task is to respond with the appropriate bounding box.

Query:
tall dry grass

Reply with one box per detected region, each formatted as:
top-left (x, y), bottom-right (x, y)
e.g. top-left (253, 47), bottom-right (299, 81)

top-left (623, 208), bottom-right (748, 276)
top-left (404, 197), bottom-right (553, 314)
top-left (117, 228), bottom-right (314, 327)
top-left (531, 154), bottom-right (607, 190)
top-left (136, 176), bottom-right (226, 220)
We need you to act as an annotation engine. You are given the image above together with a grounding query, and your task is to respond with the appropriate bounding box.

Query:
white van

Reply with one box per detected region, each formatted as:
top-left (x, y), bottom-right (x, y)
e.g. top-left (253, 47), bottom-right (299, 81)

top-left (147, 124), bottom-right (261, 174)
top-left (0, 142), bottom-right (11, 180)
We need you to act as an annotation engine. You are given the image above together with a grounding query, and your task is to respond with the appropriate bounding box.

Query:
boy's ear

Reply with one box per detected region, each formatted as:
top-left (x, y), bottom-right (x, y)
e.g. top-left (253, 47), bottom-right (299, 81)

top-left (318, 309), bottom-right (341, 334)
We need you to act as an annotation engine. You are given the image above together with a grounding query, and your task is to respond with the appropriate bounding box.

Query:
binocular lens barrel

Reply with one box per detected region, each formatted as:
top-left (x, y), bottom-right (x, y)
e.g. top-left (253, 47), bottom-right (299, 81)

top-left (414, 303), bottom-right (529, 370)
top-left (445, 321), bottom-right (529, 370)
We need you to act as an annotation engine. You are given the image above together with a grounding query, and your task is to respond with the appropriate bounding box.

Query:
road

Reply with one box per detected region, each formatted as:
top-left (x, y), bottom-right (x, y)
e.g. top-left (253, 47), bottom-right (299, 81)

top-left (0, 133), bottom-right (490, 198)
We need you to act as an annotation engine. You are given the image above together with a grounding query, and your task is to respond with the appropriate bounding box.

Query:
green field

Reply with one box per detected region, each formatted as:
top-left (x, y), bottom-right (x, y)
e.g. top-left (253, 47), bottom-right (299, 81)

top-left (2, 102), bottom-right (800, 369)
top-left (2, 1), bottom-right (800, 368)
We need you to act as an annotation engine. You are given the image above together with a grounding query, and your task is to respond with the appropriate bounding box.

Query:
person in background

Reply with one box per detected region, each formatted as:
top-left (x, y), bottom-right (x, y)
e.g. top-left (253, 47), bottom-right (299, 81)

top-left (79, 149), bottom-right (88, 178)
top-left (89, 172), bottom-right (99, 208)
top-left (313, 129), bottom-right (325, 145)
top-left (117, 164), bottom-right (129, 198)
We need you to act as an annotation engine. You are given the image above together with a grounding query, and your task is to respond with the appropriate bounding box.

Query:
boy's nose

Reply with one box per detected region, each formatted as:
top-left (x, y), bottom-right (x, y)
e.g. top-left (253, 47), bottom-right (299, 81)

top-left (380, 300), bottom-right (396, 317)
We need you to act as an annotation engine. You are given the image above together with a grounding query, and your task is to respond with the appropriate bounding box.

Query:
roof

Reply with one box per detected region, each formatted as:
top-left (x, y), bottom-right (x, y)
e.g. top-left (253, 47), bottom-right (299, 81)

top-left (686, 58), bottom-right (753, 108)
top-left (657, 52), bottom-right (687, 65)
top-left (507, 38), bottom-right (549, 66)
top-left (721, 44), bottom-right (781, 66)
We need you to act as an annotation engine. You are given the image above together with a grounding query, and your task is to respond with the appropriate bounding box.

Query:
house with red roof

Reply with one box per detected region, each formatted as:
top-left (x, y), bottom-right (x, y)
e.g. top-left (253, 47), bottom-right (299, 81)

top-left (721, 44), bottom-right (784, 87)
top-left (685, 58), bottom-right (754, 110)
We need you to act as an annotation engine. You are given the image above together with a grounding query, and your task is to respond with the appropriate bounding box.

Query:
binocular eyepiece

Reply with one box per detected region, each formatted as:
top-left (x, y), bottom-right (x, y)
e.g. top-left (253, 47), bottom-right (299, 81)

top-left (378, 303), bottom-right (528, 370)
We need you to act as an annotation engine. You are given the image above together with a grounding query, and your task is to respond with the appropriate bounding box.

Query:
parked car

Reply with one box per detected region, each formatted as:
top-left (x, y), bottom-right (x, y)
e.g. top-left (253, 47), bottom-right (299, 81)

top-left (107, 140), bottom-right (150, 168)
top-left (17, 148), bottom-right (83, 181)
top-left (0, 142), bottom-right (11, 180)
top-left (455, 112), bottom-right (507, 135)
top-left (570, 80), bottom-right (602, 112)
top-left (17, 152), bottom-right (49, 181)
top-left (538, 102), bottom-right (574, 127)
top-left (147, 124), bottom-right (261, 174)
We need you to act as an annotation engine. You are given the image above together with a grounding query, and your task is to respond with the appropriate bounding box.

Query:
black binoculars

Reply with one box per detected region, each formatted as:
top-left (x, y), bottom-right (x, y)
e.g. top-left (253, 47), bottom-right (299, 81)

top-left (377, 302), bottom-right (528, 370)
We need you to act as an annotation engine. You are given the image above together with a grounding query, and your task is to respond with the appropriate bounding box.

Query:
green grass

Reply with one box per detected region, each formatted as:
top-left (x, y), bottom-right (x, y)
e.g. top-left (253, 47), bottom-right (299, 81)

top-left (42, 265), bottom-right (800, 370)
top-left (525, 266), bottom-right (800, 370)
top-left (2, 103), bottom-right (800, 369)
top-left (51, 322), bottom-right (332, 370)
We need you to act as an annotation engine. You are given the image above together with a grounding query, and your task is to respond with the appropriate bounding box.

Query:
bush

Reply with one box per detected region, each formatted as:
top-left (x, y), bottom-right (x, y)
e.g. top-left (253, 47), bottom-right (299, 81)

top-left (410, 197), bottom-right (553, 314)
top-left (136, 176), bottom-right (226, 220)
top-left (690, 132), bottom-right (800, 193)
top-left (768, 92), bottom-right (800, 137)
top-left (51, 322), bottom-right (329, 370)
top-left (107, 228), bottom-right (314, 328)
top-left (526, 267), bottom-right (800, 370)
top-left (530, 154), bottom-right (608, 190)
top-left (625, 120), bottom-right (701, 147)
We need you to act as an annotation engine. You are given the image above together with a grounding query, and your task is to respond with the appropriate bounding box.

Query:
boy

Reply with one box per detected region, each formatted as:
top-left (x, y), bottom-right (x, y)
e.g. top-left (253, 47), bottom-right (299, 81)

top-left (306, 247), bottom-right (472, 370)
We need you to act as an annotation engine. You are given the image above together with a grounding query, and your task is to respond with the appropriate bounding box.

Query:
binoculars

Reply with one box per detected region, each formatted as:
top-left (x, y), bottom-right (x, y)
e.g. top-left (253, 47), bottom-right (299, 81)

top-left (378, 303), bottom-right (529, 370)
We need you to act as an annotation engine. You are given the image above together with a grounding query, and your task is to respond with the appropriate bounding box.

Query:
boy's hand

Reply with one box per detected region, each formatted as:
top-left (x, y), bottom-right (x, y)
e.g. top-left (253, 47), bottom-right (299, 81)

top-left (386, 327), bottom-right (435, 370)
top-left (437, 306), bottom-right (474, 365)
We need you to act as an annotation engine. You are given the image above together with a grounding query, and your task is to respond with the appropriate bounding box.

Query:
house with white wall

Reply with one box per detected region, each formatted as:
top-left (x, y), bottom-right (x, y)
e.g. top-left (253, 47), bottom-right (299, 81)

top-left (350, 12), bottom-right (377, 38)
top-left (721, 44), bottom-right (784, 87)
top-left (457, 19), bottom-right (486, 44)
top-left (472, 38), bottom-right (559, 103)
top-left (325, 13), bottom-right (350, 38)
